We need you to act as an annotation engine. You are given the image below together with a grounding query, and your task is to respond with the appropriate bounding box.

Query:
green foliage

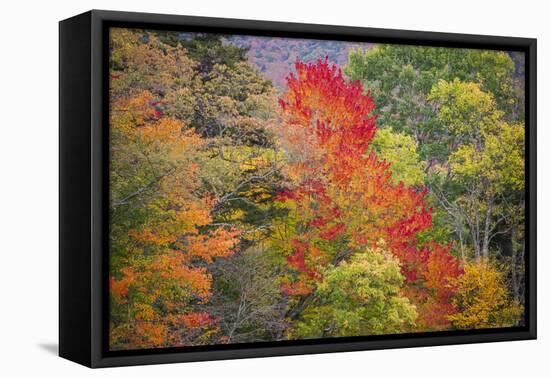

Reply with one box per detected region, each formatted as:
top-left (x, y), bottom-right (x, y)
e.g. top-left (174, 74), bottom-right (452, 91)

top-left (180, 33), bottom-right (249, 74)
top-left (429, 79), bottom-right (525, 260)
top-left (291, 247), bottom-right (417, 338)
top-left (449, 121), bottom-right (525, 193)
top-left (430, 79), bottom-right (525, 192)
top-left (370, 127), bottom-right (425, 186)
top-left (345, 45), bottom-right (519, 161)
top-left (428, 79), bottom-right (501, 142)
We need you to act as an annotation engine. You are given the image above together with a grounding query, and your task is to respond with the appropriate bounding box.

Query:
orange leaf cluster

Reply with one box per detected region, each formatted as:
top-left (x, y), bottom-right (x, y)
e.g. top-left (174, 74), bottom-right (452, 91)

top-left (181, 312), bottom-right (219, 329)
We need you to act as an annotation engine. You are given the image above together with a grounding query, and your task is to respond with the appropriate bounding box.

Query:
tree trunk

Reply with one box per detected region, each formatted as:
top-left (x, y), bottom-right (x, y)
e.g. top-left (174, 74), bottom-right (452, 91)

top-left (518, 234), bottom-right (526, 307)
top-left (472, 193), bottom-right (481, 260)
top-left (510, 226), bottom-right (519, 303)
top-left (481, 195), bottom-right (494, 259)
top-left (456, 223), bottom-right (465, 261)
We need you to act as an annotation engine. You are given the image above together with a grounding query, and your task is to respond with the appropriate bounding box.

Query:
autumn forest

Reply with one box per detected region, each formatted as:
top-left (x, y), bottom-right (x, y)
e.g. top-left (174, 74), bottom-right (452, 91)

top-left (108, 28), bottom-right (526, 350)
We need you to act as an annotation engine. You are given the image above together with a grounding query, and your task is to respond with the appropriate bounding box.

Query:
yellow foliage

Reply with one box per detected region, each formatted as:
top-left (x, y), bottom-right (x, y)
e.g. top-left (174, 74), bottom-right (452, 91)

top-left (447, 260), bottom-right (522, 329)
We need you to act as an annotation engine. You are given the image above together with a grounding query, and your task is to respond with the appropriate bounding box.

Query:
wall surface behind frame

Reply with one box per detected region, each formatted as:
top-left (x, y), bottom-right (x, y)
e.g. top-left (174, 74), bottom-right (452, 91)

top-left (0, 0), bottom-right (547, 376)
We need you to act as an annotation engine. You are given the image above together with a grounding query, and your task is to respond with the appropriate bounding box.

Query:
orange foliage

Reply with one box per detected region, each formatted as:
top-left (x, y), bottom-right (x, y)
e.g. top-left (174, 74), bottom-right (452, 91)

top-left (187, 227), bottom-right (242, 264)
top-left (181, 312), bottom-right (219, 329)
top-left (110, 91), bottom-right (161, 132)
top-left (109, 94), bottom-right (241, 349)
top-left (134, 322), bottom-right (168, 347)
top-left (280, 281), bottom-right (315, 296)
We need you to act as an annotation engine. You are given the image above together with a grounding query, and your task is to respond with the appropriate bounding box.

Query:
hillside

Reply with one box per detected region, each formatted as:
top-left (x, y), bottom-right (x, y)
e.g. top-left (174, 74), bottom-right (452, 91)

top-left (226, 35), bottom-right (372, 89)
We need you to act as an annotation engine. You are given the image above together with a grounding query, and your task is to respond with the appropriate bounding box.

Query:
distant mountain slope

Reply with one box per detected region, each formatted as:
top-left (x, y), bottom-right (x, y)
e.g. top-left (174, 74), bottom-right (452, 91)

top-left (226, 36), bottom-right (372, 89)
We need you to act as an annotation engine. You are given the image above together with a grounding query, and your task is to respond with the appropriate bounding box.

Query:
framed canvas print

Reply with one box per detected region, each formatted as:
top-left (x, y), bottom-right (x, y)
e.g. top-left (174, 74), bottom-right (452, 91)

top-left (59, 10), bottom-right (537, 368)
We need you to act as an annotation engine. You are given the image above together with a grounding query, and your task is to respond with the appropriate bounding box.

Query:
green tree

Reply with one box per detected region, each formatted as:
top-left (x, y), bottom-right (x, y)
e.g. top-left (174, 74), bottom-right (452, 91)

top-left (180, 33), bottom-right (248, 75)
top-left (345, 45), bottom-right (520, 162)
top-left (290, 246), bottom-right (417, 338)
top-left (429, 79), bottom-right (525, 263)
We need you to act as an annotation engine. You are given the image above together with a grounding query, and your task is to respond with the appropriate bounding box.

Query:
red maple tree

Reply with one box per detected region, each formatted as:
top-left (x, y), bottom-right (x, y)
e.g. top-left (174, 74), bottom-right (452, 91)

top-left (276, 59), bottom-right (462, 329)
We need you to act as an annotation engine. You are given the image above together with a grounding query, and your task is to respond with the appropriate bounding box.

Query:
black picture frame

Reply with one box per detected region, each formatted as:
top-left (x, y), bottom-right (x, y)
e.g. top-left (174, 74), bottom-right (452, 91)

top-left (59, 9), bottom-right (537, 368)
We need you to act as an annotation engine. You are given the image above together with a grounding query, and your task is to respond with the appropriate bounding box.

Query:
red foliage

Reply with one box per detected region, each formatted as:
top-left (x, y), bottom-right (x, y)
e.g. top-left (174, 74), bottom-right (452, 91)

top-left (399, 242), bottom-right (464, 330)
top-left (318, 223), bottom-right (345, 240)
top-left (308, 216), bottom-right (329, 228)
top-left (286, 239), bottom-right (320, 279)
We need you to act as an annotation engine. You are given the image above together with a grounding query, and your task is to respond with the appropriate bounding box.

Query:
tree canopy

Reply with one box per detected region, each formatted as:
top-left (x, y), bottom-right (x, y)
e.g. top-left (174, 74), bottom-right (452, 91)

top-left (108, 30), bottom-right (525, 350)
